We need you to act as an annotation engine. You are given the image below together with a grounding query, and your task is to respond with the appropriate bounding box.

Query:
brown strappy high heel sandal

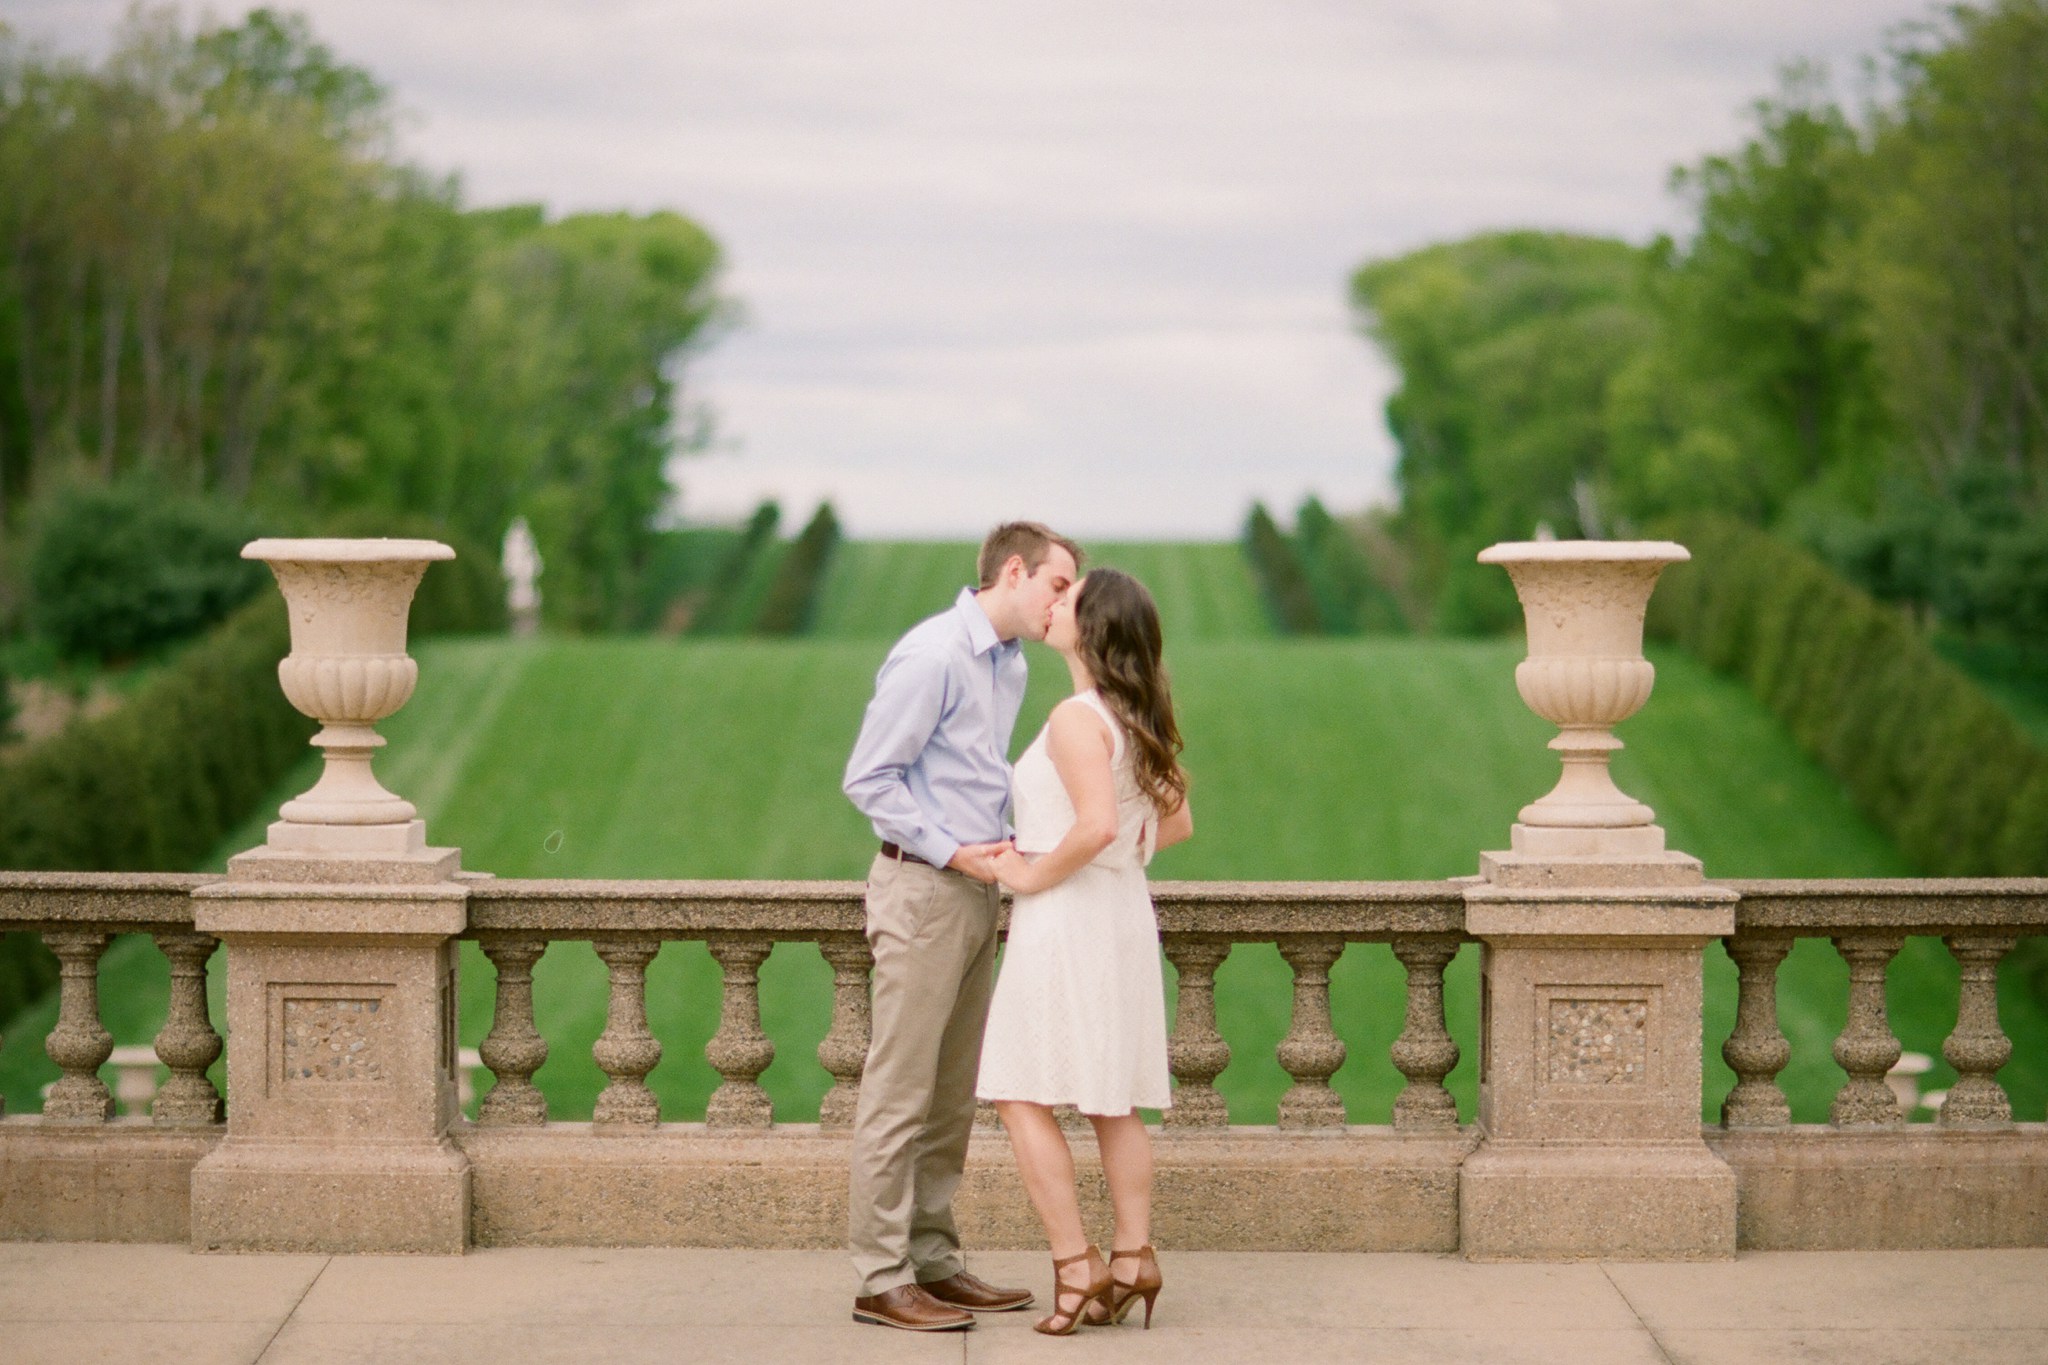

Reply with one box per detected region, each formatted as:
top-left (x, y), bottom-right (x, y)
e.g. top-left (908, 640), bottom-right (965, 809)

top-left (1034, 1246), bottom-right (1113, 1336)
top-left (1102, 1245), bottom-right (1162, 1328)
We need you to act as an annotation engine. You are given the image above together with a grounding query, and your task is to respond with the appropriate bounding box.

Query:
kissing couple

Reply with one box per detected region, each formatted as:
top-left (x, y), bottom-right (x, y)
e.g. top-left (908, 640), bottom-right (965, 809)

top-left (842, 521), bottom-right (1193, 1336)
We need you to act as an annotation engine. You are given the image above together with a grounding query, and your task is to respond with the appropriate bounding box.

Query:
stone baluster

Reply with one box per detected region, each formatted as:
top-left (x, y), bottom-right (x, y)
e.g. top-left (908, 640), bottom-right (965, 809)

top-left (477, 938), bottom-right (550, 1126)
top-left (591, 939), bottom-right (662, 1127)
top-left (42, 930), bottom-right (114, 1123)
top-left (1941, 934), bottom-right (2017, 1128)
top-left (706, 939), bottom-right (776, 1128)
top-left (1163, 939), bottom-right (1231, 1127)
top-left (1830, 934), bottom-right (1904, 1127)
top-left (1720, 936), bottom-right (1793, 1128)
top-left (816, 938), bottom-right (872, 1130)
top-left (150, 931), bottom-right (223, 1125)
top-left (1389, 938), bottom-right (1461, 1130)
top-left (1276, 936), bottom-right (1347, 1130)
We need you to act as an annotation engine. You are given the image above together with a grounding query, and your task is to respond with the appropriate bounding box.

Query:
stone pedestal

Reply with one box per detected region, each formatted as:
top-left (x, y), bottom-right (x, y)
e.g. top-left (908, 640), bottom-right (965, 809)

top-left (1459, 871), bottom-right (1739, 1259)
top-left (189, 536), bottom-right (472, 1253)
top-left (189, 858), bottom-right (472, 1253)
top-left (1460, 537), bottom-right (1738, 1259)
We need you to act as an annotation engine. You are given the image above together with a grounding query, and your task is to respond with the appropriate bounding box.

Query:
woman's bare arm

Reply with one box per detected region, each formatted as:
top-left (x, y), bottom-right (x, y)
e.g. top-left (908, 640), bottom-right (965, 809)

top-left (1154, 793), bottom-right (1192, 850)
top-left (991, 701), bottom-right (1118, 895)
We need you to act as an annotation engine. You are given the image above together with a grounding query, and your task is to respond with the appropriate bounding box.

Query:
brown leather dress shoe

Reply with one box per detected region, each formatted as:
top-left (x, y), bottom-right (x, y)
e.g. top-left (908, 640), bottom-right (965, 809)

top-left (920, 1269), bottom-right (1036, 1312)
top-left (851, 1283), bottom-right (976, 1331)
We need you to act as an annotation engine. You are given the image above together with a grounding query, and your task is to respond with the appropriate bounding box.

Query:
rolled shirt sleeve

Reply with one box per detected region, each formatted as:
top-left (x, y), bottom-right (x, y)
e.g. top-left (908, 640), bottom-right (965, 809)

top-left (843, 648), bottom-right (962, 869)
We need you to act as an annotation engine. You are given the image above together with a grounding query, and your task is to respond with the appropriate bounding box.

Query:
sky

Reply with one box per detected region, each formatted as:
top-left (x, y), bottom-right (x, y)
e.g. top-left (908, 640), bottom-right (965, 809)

top-left (16, 1), bottom-right (1936, 537)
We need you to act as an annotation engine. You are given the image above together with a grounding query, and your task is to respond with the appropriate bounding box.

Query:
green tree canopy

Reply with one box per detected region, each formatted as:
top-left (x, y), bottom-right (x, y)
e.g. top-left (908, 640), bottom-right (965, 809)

top-left (1350, 0), bottom-right (2048, 641)
top-left (0, 7), bottom-right (727, 633)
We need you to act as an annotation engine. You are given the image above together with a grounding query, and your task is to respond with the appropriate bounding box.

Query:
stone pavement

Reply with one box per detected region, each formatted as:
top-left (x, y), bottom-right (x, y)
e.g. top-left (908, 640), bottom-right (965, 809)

top-left (2, 1243), bottom-right (2045, 1364)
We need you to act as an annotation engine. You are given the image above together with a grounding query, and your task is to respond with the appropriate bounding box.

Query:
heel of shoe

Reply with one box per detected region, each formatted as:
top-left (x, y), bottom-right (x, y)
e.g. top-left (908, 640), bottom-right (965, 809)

top-left (1105, 1244), bottom-right (1162, 1328)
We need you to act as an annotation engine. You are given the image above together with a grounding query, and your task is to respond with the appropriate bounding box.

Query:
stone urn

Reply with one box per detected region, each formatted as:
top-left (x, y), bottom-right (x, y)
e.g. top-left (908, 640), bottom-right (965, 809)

top-left (242, 538), bottom-right (454, 853)
top-left (1477, 539), bottom-right (1689, 852)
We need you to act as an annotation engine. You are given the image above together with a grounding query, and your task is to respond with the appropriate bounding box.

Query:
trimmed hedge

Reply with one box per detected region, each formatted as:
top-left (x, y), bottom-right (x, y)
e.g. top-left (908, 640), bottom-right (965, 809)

top-left (27, 480), bottom-right (268, 662)
top-left (1243, 502), bottom-right (1322, 635)
top-left (1294, 496), bottom-right (1409, 635)
top-left (1649, 514), bottom-right (2048, 876)
top-left (0, 595), bottom-right (315, 1015)
top-left (631, 527), bottom-right (744, 631)
top-left (755, 503), bottom-right (842, 636)
top-left (688, 501), bottom-right (782, 636)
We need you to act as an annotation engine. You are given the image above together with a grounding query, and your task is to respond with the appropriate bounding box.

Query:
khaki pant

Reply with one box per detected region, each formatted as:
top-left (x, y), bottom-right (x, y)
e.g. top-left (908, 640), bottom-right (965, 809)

top-left (848, 852), bottom-right (1001, 1296)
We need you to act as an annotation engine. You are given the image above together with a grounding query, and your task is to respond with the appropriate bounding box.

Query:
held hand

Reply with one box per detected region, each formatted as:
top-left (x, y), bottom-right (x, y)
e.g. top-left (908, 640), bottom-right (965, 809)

top-left (990, 847), bottom-right (1042, 894)
top-left (946, 842), bottom-right (1003, 884)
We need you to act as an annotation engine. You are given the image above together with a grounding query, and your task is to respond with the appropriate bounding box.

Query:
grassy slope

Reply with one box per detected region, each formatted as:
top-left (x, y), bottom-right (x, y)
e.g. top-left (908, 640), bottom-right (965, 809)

top-left (7, 547), bottom-right (2037, 1127)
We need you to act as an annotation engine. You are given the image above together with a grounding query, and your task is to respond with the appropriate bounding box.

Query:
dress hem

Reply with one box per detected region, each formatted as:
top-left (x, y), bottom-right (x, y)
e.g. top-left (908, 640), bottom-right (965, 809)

top-left (973, 1090), bottom-right (1174, 1118)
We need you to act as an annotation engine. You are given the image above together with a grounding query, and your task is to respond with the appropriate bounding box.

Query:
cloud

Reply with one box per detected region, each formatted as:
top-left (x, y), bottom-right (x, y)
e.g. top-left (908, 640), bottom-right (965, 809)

top-left (19, 0), bottom-right (1939, 534)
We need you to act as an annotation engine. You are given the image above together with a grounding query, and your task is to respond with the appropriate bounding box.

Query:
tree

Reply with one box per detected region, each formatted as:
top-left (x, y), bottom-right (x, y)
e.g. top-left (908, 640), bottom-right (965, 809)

top-left (0, 8), bottom-right (728, 634)
top-left (1848, 0), bottom-right (2048, 495)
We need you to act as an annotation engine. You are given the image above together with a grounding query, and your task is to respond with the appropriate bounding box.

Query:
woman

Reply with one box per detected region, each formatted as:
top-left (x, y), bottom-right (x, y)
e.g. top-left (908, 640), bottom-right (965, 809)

top-left (976, 568), bottom-right (1193, 1336)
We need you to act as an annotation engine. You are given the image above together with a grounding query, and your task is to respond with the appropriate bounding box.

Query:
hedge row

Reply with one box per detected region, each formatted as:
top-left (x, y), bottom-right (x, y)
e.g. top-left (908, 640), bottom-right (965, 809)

top-left (1649, 514), bottom-right (2048, 876)
top-left (1295, 497), bottom-right (1409, 634)
top-left (687, 501), bottom-right (782, 636)
top-left (755, 503), bottom-right (842, 636)
top-left (1242, 502), bottom-right (1322, 634)
top-left (630, 527), bottom-right (744, 631)
top-left (0, 595), bottom-right (315, 1015)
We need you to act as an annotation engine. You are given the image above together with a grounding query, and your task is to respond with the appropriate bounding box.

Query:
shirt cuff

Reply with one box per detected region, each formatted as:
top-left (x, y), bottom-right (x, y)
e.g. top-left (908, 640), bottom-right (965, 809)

top-left (918, 834), bottom-right (962, 870)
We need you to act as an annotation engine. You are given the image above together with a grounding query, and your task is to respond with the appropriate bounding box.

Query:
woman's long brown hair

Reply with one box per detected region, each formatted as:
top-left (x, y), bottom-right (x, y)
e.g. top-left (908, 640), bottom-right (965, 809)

top-left (1075, 568), bottom-right (1187, 816)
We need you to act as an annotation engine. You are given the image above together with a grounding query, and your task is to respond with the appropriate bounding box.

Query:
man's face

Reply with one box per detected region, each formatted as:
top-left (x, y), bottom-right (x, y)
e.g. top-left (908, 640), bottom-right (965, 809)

top-left (1010, 546), bottom-right (1077, 643)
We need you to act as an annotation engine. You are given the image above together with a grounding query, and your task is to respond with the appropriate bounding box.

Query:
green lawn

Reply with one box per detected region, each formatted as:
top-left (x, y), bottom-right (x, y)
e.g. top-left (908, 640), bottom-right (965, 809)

top-left (5, 559), bottom-right (2040, 1129)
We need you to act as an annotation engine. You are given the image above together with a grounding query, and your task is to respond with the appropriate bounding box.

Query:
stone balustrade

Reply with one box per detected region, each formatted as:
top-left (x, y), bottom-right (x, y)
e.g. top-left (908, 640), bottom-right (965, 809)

top-left (461, 877), bottom-right (1466, 1135)
top-left (3, 868), bottom-right (2043, 1254)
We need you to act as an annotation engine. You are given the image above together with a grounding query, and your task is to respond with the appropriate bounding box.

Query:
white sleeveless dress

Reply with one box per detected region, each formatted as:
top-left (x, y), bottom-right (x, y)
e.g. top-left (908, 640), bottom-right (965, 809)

top-left (975, 690), bottom-right (1172, 1116)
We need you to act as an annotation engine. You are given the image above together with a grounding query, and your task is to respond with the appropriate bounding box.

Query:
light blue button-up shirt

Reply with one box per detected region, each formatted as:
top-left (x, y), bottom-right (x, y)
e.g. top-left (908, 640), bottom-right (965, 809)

top-left (843, 587), bottom-right (1027, 869)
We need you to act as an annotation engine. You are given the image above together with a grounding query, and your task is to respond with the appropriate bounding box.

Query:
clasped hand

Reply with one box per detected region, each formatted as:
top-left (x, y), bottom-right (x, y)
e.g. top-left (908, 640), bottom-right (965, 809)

top-left (946, 840), bottom-right (1042, 892)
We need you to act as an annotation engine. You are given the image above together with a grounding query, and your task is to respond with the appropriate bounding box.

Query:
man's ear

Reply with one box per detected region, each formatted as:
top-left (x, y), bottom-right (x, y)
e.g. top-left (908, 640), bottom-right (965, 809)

top-left (1003, 553), bottom-right (1027, 587)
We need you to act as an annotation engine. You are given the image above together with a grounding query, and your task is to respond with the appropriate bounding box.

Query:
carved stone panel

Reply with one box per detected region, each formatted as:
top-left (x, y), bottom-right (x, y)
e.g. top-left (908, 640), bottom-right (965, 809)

top-left (1546, 997), bottom-right (1649, 1085)
top-left (1536, 985), bottom-right (1660, 1090)
top-left (273, 985), bottom-right (394, 1091)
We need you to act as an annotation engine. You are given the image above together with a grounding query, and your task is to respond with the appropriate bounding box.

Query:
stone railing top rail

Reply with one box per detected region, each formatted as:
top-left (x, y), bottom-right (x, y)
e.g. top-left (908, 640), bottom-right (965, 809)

top-left (460, 877), bottom-right (1468, 937)
top-left (1723, 879), bottom-right (2048, 933)
top-left (0, 871), bottom-right (209, 925)
top-left (2, 872), bottom-right (2047, 935)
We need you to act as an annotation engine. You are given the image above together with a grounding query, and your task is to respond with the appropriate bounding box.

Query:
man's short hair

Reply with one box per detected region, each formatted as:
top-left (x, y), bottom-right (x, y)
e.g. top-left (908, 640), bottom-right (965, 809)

top-left (978, 521), bottom-right (1083, 588)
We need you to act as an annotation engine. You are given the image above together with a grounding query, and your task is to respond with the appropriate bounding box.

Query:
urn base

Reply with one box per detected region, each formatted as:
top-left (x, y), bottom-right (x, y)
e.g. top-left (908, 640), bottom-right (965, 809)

top-left (262, 817), bottom-right (432, 858)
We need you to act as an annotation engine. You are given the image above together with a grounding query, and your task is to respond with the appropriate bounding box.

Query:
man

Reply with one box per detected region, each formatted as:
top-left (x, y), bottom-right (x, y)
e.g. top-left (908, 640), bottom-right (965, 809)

top-left (842, 521), bottom-right (1082, 1332)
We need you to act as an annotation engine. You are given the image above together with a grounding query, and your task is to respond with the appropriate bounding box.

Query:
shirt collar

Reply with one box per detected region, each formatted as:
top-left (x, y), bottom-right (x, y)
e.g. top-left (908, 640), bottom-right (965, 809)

top-left (956, 586), bottom-right (1016, 658)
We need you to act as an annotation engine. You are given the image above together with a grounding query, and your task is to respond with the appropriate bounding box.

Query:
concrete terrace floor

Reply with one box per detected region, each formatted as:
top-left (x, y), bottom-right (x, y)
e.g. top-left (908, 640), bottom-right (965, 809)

top-left (3, 1244), bottom-right (2046, 1364)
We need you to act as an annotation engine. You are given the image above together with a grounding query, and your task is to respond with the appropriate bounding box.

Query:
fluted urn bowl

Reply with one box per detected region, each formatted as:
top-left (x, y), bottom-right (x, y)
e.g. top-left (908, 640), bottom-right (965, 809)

top-left (243, 538), bottom-right (454, 827)
top-left (1477, 539), bottom-right (1689, 830)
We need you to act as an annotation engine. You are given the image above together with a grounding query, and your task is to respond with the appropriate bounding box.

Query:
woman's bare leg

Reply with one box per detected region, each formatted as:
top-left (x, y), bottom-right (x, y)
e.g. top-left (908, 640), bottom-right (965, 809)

top-left (1088, 1111), bottom-right (1153, 1281)
top-left (996, 1101), bottom-right (1088, 1259)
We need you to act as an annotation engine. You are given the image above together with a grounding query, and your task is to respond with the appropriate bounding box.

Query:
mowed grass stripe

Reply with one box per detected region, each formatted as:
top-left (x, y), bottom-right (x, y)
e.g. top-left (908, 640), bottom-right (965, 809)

top-left (1087, 542), bottom-right (1272, 641)
top-left (812, 540), bottom-right (1270, 642)
top-left (810, 541), bottom-right (975, 641)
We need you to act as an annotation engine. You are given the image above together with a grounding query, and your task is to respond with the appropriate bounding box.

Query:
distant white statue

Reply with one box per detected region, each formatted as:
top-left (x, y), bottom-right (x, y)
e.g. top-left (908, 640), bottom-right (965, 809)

top-left (502, 516), bottom-right (542, 638)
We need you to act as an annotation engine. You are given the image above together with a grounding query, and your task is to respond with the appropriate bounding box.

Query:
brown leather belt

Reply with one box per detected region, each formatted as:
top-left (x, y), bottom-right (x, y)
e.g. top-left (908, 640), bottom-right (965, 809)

top-left (879, 841), bottom-right (936, 868)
